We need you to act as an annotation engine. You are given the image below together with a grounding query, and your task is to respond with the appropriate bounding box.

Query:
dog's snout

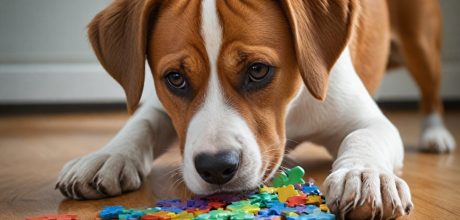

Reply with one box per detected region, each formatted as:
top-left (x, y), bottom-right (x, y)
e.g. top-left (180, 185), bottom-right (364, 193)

top-left (194, 150), bottom-right (240, 185)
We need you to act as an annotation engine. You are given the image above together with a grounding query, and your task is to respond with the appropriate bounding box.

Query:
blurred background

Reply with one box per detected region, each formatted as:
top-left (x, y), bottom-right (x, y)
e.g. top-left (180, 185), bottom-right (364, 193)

top-left (0, 0), bottom-right (459, 108)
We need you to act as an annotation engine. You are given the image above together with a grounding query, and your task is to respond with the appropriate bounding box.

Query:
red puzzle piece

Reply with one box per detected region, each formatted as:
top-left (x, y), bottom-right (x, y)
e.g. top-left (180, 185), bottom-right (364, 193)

top-left (287, 194), bottom-right (307, 207)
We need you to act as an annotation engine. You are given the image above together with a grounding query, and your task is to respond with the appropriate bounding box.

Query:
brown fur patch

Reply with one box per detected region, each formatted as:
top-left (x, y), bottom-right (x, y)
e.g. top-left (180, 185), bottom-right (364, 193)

top-left (148, 1), bottom-right (207, 150)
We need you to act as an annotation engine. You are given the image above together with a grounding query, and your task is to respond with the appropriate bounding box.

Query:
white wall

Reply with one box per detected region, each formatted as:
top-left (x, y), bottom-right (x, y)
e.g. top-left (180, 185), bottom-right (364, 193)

top-left (0, 0), bottom-right (124, 104)
top-left (0, 0), bottom-right (110, 63)
top-left (0, 0), bottom-right (459, 104)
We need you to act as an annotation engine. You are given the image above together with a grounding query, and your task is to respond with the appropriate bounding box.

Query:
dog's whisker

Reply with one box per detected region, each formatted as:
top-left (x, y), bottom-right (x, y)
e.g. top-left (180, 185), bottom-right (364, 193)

top-left (160, 168), bottom-right (183, 183)
top-left (166, 166), bottom-right (183, 177)
top-left (168, 172), bottom-right (185, 197)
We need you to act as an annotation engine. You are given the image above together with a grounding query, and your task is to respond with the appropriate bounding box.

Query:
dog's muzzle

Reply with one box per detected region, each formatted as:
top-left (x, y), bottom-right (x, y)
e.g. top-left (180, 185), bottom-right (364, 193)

top-left (194, 150), bottom-right (240, 185)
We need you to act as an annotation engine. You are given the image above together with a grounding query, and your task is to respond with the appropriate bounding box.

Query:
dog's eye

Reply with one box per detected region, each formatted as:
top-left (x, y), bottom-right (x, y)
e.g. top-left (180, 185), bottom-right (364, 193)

top-left (247, 63), bottom-right (271, 82)
top-left (165, 71), bottom-right (187, 89)
top-left (243, 62), bottom-right (274, 91)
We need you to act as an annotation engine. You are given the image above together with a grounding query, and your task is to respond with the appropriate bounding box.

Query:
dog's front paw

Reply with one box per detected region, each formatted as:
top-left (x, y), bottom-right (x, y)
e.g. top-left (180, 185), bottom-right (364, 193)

top-left (56, 152), bottom-right (143, 199)
top-left (421, 125), bottom-right (456, 153)
top-left (324, 168), bottom-right (413, 220)
top-left (420, 113), bottom-right (456, 153)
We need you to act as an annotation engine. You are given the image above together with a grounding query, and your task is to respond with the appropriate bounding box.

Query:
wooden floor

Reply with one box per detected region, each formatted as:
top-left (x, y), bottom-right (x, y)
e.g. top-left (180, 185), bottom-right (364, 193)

top-left (0, 110), bottom-right (459, 219)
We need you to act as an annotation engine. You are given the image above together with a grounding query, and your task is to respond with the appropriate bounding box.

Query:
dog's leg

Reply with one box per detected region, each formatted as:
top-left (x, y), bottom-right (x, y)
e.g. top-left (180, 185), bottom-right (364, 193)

top-left (297, 48), bottom-right (414, 219)
top-left (290, 95), bottom-right (415, 219)
top-left (389, 0), bottom-right (455, 153)
top-left (56, 102), bottom-right (176, 199)
top-left (324, 118), bottom-right (413, 219)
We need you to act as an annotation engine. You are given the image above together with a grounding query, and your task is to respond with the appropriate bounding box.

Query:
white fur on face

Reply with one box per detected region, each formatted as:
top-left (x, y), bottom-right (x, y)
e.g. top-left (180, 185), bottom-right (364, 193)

top-left (182, 0), bottom-right (262, 195)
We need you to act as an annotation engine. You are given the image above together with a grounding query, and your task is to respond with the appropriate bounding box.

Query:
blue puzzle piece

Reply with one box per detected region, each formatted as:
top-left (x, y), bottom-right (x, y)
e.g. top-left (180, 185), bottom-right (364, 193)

top-left (100, 205), bottom-right (124, 220)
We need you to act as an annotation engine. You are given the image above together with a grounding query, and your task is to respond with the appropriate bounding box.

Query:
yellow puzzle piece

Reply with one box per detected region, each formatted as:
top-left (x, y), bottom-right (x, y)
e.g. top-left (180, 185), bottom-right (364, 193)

top-left (277, 185), bottom-right (299, 202)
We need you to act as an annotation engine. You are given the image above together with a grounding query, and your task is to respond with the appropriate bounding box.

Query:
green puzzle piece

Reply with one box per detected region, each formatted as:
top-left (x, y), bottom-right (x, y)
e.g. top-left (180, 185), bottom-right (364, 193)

top-left (272, 171), bottom-right (289, 187)
top-left (272, 166), bottom-right (305, 187)
top-left (230, 211), bottom-right (254, 220)
top-left (249, 192), bottom-right (278, 208)
top-left (286, 166), bottom-right (305, 185)
top-left (227, 200), bottom-right (260, 214)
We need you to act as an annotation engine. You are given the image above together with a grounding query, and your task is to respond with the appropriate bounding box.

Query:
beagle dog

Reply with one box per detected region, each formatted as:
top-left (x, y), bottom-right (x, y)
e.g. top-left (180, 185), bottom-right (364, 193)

top-left (56, 0), bottom-right (455, 219)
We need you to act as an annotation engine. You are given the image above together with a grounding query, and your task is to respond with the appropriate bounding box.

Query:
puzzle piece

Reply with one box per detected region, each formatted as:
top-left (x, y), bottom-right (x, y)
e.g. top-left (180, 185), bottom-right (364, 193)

top-left (230, 211), bottom-right (255, 220)
top-left (195, 209), bottom-right (232, 219)
top-left (119, 209), bottom-right (144, 219)
top-left (258, 208), bottom-right (282, 217)
top-left (100, 205), bottom-right (125, 219)
top-left (173, 211), bottom-right (194, 219)
top-left (288, 212), bottom-right (335, 220)
top-left (305, 205), bottom-right (322, 214)
top-left (272, 166), bottom-right (306, 187)
top-left (285, 166), bottom-right (306, 185)
top-left (160, 206), bottom-right (183, 214)
top-left (227, 200), bottom-right (260, 214)
top-left (142, 207), bottom-right (162, 214)
top-left (277, 185), bottom-right (299, 202)
top-left (187, 207), bottom-right (211, 216)
top-left (302, 184), bottom-right (321, 195)
top-left (272, 171), bottom-right (290, 187)
top-left (306, 195), bottom-right (322, 206)
top-left (259, 186), bottom-right (278, 194)
top-left (287, 194), bottom-right (307, 207)
top-left (319, 204), bottom-right (329, 213)
top-left (255, 216), bottom-right (282, 220)
top-left (250, 192), bottom-right (278, 207)
top-left (143, 211), bottom-right (176, 220)
top-left (284, 211), bottom-right (299, 218)
top-left (186, 199), bottom-right (208, 209)
top-left (208, 201), bottom-right (226, 209)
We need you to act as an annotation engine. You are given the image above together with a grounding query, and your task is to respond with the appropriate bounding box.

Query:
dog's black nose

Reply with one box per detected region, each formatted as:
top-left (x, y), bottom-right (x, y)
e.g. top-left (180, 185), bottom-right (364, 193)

top-left (194, 150), bottom-right (240, 185)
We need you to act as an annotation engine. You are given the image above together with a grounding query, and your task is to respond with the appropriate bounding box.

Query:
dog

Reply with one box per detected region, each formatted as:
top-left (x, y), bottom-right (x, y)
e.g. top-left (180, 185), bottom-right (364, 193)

top-left (56, 0), bottom-right (455, 219)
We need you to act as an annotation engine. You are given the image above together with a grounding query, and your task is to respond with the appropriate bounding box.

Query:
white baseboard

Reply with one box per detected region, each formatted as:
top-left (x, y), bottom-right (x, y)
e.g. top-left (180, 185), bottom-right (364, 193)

top-left (0, 63), bottom-right (124, 104)
top-left (0, 62), bottom-right (459, 104)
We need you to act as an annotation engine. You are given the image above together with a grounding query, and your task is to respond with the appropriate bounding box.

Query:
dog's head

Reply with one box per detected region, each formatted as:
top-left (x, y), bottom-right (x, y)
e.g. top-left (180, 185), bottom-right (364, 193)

top-left (88, 0), bottom-right (356, 195)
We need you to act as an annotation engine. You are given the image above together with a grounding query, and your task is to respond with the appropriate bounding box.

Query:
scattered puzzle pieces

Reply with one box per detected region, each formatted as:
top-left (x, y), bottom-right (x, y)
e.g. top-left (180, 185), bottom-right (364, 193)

top-left (27, 166), bottom-right (334, 220)
top-left (94, 166), bottom-right (333, 220)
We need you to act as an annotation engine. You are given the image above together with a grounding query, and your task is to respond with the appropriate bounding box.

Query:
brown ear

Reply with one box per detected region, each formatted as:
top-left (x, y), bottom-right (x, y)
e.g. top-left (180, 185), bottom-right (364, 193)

top-left (281, 0), bottom-right (358, 100)
top-left (88, 0), bottom-right (160, 113)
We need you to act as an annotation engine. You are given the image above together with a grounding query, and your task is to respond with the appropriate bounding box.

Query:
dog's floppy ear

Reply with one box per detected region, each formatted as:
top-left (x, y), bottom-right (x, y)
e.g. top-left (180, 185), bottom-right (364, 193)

top-left (88, 0), bottom-right (160, 113)
top-left (281, 0), bottom-right (358, 100)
